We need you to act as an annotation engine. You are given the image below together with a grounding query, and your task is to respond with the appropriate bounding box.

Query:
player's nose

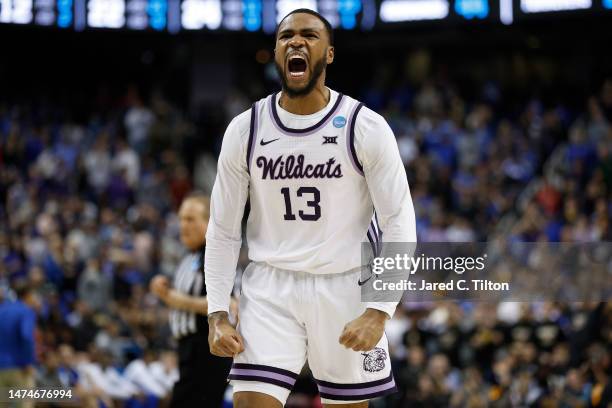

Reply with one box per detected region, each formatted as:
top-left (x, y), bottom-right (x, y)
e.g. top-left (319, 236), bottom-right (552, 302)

top-left (288, 36), bottom-right (306, 48)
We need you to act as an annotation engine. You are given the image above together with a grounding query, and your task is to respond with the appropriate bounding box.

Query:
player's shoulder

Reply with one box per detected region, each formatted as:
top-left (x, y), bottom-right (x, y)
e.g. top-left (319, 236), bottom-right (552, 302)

top-left (339, 93), bottom-right (389, 127)
top-left (357, 104), bottom-right (388, 127)
top-left (226, 108), bottom-right (253, 139)
top-left (349, 102), bottom-right (392, 137)
top-left (227, 95), bottom-right (270, 135)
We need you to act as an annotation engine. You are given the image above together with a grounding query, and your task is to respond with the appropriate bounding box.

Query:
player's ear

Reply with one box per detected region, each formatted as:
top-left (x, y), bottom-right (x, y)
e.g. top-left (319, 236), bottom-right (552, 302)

top-left (327, 46), bottom-right (335, 64)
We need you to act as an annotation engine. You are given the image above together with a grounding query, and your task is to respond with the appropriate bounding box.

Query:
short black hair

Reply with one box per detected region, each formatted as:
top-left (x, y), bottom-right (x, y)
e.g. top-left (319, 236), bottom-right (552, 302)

top-left (276, 9), bottom-right (334, 46)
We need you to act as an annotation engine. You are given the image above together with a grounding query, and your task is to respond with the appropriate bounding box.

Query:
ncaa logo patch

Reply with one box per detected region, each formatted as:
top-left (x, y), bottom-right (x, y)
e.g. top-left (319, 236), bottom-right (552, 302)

top-left (362, 347), bottom-right (387, 373)
top-left (333, 116), bottom-right (347, 128)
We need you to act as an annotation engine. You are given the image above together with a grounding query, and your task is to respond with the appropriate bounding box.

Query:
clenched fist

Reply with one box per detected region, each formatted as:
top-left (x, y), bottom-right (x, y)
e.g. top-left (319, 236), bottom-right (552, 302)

top-left (208, 312), bottom-right (245, 357)
top-left (150, 275), bottom-right (170, 300)
top-left (339, 308), bottom-right (388, 352)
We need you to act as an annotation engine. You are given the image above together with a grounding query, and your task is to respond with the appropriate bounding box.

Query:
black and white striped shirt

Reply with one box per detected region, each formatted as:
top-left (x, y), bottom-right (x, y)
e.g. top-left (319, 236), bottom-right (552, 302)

top-left (169, 249), bottom-right (207, 339)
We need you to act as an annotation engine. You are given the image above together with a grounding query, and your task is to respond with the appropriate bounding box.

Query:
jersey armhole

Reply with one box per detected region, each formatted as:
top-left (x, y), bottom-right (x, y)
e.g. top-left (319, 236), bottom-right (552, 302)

top-left (246, 101), bottom-right (259, 174)
top-left (346, 102), bottom-right (365, 176)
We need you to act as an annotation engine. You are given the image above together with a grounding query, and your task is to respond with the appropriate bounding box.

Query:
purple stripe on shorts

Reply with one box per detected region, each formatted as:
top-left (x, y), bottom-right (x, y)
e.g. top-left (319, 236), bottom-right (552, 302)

top-left (314, 372), bottom-right (394, 388)
top-left (231, 363), bottom-right (298, 379)
top-left (319, 384), bottom-right (398, 401)
top-left (228, 375), bottom-right (294, 390)
top-left (316, 376), bottom-right (396, 397)
top-left (229, 368), bottom-right (297, 386)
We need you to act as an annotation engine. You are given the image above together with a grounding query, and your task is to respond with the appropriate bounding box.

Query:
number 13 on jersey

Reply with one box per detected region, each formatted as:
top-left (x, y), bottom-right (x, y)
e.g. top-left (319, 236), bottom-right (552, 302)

top-left (280, 187), bottom-right (321, 221)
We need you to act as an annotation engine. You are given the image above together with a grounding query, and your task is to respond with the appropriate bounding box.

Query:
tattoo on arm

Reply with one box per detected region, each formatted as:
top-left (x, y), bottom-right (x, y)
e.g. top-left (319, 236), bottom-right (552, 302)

top-left (208, 311), bottom-right (229, 323)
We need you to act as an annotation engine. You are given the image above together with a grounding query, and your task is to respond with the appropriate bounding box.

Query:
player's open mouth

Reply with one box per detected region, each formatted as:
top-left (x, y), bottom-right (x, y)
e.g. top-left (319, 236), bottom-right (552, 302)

top-left (287, 55), bottom-right (307, 78)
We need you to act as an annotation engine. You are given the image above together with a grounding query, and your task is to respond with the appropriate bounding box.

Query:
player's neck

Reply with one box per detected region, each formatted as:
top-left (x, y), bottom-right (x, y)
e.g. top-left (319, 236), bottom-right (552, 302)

top-left (279, 84), bottom-right (330, 115)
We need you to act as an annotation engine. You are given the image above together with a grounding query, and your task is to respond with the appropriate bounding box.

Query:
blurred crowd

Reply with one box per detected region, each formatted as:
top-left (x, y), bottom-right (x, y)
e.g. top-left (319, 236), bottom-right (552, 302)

top-left (0, 90), bottom-right (199, 407)
top-left (0, 72), bottom-right (611, 407)
top-left (380, 77), bottom-right (612, 244)
top-left (382, 302), bottom-right (612, 408)
top-left (370, 76), bottom-right (612, 407)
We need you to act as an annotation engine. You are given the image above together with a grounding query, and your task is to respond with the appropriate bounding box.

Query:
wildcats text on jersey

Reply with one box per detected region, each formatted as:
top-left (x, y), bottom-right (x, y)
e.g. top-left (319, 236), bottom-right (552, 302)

top-left (256, 154), bottom-right (343, 180)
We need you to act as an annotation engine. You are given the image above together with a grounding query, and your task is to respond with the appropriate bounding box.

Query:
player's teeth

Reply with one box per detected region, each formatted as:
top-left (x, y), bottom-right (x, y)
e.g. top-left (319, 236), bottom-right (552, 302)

top-left (290, 72), bottom-right (305, 77)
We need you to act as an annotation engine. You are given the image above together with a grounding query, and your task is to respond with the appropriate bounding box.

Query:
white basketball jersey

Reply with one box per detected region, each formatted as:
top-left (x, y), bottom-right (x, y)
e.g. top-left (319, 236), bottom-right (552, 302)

top-left (245, 90), bottom-right (381, 275)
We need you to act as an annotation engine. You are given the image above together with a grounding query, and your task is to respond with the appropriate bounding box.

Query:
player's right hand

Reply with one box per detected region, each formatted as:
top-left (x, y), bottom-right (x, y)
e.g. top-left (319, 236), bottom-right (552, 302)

top-left (208, 312), bottom-right (245, 357)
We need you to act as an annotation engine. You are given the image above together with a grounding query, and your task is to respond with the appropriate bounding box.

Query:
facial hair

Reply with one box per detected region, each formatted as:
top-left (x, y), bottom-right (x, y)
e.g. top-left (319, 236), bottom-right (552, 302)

top-left (275, 55), bottom-right (327, 98)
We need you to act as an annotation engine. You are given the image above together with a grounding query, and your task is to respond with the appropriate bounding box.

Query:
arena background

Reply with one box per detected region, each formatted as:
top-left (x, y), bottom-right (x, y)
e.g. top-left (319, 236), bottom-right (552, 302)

top-left (1, 1), bottom-right (612, 407)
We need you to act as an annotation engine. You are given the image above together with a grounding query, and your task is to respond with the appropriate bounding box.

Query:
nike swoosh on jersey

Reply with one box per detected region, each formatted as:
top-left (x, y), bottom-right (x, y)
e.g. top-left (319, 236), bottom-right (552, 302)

top-left (260, 138), bottom-right (280, 146)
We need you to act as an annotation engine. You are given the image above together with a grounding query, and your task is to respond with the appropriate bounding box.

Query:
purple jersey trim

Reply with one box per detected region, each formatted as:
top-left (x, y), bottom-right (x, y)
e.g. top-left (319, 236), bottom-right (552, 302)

top-left (368, 224), bottom-right (379, 256)
top-left (268, 92), bottom-right (345, 136)
top-left (346, 102), bottom-right (365, 176)
top-left (246, 101), bottom-right (258, 173)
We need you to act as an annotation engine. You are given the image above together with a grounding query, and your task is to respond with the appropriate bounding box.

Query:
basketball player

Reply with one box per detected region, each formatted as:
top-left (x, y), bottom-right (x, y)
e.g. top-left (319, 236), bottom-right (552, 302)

top-left (205, 9), bottom-right (416, 408)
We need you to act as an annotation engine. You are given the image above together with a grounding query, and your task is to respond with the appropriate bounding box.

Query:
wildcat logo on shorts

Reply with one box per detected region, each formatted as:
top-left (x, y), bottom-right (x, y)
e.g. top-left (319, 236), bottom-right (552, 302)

top-left (362, 347), bottom-right (387, 373)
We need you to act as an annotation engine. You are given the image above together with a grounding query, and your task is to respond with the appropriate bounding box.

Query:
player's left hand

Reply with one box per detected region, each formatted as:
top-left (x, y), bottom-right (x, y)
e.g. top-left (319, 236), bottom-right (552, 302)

top-left (339, 308), bottom-right (389, 352)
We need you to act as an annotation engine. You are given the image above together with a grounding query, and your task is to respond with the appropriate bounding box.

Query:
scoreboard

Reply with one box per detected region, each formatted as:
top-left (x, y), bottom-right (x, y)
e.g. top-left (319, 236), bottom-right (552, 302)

top-left (0, 0), bottom-right (610, 32)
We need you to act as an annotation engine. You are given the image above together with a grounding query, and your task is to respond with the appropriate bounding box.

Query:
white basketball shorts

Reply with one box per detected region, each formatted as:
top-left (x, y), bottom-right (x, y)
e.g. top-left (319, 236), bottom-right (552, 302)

top-left (228, 262), bottom-right (397, 405)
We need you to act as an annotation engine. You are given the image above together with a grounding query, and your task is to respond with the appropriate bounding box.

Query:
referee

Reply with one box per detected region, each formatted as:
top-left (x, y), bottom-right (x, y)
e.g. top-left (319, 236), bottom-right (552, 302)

top-left (150, 192), bottom-right (233, 408)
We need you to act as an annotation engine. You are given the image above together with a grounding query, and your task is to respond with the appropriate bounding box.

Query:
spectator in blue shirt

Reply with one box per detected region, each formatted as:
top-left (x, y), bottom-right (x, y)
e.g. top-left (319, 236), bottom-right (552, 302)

top-left (0, 283), bottom-right (38, 408)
